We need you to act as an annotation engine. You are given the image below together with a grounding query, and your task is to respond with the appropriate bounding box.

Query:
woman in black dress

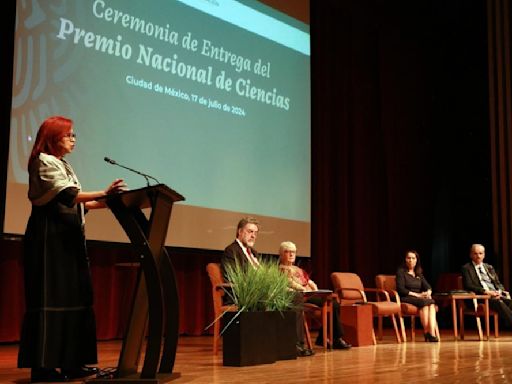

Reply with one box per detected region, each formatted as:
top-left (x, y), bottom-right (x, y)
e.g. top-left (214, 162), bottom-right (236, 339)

top-left (17, 116), bottom-right (126, 382)
top-left (396, 250), bottom-right (439, 342)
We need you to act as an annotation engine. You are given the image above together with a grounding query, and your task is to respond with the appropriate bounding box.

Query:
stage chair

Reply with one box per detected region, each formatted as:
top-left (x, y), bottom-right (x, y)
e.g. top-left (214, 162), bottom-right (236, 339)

top-left (375, 274), bottom-right (440, 342)
top-left (457, 275), bottom-right (499, 339)
top-left (206, 263), bottom-right (237, 355)
top-left (331, 272), bottom-right (403, 343)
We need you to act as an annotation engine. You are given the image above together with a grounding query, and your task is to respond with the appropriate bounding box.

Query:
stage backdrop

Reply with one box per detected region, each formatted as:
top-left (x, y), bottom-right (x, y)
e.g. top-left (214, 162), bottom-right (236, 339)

top-left (0, 0), bottom-right (499, 343)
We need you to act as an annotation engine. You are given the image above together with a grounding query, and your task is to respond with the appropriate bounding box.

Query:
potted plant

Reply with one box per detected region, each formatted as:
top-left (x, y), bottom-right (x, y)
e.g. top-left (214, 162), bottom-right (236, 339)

top-left (221, 258), bottom-right (297, 366)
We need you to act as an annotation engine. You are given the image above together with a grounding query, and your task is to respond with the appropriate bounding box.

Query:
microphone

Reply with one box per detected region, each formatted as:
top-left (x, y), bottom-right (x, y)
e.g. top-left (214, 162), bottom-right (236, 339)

top-left (104, 156), bottom-right (160, 186)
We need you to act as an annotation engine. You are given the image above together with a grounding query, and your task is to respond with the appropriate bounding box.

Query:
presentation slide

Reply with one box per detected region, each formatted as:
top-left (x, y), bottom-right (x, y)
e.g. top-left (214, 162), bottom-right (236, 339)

top-left (5, 0), bottom-right (311, 255)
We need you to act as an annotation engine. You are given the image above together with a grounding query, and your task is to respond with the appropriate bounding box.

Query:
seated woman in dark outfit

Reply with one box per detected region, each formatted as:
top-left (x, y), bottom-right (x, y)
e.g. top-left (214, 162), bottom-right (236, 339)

top-left (279, 241), bottom-right (351, 350)
top-left (396, 250), bottom-right (439, 342)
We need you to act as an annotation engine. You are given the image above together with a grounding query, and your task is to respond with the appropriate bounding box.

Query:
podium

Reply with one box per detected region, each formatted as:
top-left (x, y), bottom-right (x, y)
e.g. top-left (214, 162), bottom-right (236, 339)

top-left (94, 184), bottom-right (185, 383)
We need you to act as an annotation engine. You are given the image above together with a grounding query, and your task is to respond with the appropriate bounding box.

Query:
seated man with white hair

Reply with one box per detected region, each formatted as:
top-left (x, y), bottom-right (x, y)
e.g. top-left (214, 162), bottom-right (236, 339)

top-left (279, 241), bottom-right (351, 349)
top-left (462, 243), bottom-right (512, 327)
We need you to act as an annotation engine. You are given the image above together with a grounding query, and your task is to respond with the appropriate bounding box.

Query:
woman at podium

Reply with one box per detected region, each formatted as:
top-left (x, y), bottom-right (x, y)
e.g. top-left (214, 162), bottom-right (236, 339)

top-left (17, 116), bottom-right (126, 382)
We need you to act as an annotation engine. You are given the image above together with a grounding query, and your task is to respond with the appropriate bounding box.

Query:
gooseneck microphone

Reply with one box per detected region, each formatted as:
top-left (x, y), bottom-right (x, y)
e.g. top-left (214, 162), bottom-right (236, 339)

top-left (104, 156), bottom-right (160, 186)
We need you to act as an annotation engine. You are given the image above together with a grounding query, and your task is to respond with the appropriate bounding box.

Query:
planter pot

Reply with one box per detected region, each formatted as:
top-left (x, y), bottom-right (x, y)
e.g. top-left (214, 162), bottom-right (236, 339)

top-left (222, 311), bottom-right (277, 366)
top-left (273, 310), bottom-right (297, 361)
top-left (222, 310), bottom-right (297, 366)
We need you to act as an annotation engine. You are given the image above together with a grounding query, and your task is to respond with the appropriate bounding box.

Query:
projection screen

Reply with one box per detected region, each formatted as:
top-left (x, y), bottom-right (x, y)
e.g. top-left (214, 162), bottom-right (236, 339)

top-left (5, 0), bottom-right (311, 255)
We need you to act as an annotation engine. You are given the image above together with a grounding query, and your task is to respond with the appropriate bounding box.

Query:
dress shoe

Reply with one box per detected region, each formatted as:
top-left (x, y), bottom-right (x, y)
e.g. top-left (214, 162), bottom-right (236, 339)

top-left (424, 333), bottom-right (439, 342)
top-left (315, 338), bottom-right (352, 349)
top-left (332, 338), bottom-right (352, 349)
top-left (31, 368), bottom-right (69, 383)
top-left (296, 342), bottom-right (315, 357)
top-left (61, 366), bottom-right (99, 379)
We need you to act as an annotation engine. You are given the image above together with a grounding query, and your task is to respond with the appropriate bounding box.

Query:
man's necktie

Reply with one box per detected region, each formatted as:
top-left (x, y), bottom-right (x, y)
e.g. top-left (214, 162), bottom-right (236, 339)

top-left (479, 266), bottom-right (497, 291)
top-left (247, 248), bottom-right (259, 267)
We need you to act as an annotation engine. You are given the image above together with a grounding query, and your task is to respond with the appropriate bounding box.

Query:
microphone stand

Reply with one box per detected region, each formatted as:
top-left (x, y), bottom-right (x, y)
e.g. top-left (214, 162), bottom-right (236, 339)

top-left (104, 157), bottom-right (160, 187)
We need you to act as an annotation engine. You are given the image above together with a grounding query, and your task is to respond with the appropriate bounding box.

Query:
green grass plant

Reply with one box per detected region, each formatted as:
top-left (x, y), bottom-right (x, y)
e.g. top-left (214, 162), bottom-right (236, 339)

top-left (223, 258), bottom-right (295, 312)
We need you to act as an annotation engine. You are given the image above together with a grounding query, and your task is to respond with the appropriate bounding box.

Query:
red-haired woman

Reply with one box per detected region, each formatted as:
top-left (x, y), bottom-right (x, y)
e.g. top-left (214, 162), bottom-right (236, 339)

top-left (17, 116), bottom-right (126, 382)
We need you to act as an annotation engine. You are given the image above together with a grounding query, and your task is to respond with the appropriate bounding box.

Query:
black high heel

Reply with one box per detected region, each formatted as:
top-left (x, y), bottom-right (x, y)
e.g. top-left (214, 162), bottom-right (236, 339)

top-left (424, 333), bottom-right (439, 342)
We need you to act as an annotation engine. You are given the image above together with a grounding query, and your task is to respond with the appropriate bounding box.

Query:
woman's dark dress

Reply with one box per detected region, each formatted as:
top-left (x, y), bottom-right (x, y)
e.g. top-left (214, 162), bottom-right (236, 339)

top-left (17, 154), bottom-right (97, 369)
top-left (396, 268), bottom-right (435, 308)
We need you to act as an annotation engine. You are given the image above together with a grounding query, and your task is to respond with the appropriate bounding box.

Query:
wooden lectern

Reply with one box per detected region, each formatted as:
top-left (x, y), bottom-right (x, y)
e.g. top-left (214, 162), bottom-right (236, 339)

top-left (94, 184), bottom-right (185, 383)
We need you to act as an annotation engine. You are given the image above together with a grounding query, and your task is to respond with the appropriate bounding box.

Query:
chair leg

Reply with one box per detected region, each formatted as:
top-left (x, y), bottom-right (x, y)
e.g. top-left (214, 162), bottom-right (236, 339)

top-left (494, 314), bottom-right (499, 338)
top-left (328, 305), bottom-right (333, 349)
top-left (475, 316), bottom-right (483, 341)
top-left (411, 316), bottom-right (415, 342)
top-left (391, 315), bottom-right (402, 343)
top-left (213, 318), bottom-right (220, 355)
top-left (459, 306), bottom-right (465, 340)
top-left (322, 304), bottom-right (328, 349)
top-left (399, 315), bottom-right (407, 343)
top-left (371, 328), bottom-right (377, 345)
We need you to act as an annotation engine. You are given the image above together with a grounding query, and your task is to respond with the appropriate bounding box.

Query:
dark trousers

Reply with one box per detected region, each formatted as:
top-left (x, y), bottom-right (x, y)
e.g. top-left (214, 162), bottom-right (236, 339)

top-left (293, 292), bottom-right (305, 344)
top-left (305, 297), bottom-right (345, 341)
top-left (489, 297), bottom-right (512, 328)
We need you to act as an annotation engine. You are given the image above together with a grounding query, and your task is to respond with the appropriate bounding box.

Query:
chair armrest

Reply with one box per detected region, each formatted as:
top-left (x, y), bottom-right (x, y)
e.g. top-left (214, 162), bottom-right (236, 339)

top-left (215, 283), bottom-right (233, 291)
top-left (334, 287), bottom-right (367, 302)
top-left (363, 287), bottom-right (390, 301)
top-left (385, 289), bottom-right (401, 305)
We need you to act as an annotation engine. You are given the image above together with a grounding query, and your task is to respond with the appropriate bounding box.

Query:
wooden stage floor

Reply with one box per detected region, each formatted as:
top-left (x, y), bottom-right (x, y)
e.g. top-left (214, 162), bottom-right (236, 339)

top-left (2, 331), bottom-right (512, 383)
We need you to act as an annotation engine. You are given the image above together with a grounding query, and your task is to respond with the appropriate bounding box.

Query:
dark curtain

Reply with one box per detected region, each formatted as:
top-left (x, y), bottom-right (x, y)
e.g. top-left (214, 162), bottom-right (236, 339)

top-left (0, 239), bottom-right (219, 341)
top-left (0, 0), bottom-right (496, 341)
top-left (310, 0), bottom-right (492, 289)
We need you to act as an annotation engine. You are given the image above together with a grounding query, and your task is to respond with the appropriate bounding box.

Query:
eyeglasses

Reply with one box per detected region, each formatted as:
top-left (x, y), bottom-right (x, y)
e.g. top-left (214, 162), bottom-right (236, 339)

top-left (64, 132), bottom-right (77, 140)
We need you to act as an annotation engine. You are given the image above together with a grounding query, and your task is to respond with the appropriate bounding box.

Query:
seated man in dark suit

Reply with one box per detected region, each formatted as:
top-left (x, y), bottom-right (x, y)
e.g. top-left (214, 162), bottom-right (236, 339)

top-left (461, 243), bottom-right (512, 327)
top-left (221, 217), bottom-right (261, 277)
top-left (221, 217), bottom-right (313, 357)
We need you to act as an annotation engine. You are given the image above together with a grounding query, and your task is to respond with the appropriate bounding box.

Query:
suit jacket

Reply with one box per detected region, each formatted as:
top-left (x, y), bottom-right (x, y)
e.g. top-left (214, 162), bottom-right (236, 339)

top-left (461, 262), bottom-right (505, 294)
top-left (221, 241), bottom-right (259, 281)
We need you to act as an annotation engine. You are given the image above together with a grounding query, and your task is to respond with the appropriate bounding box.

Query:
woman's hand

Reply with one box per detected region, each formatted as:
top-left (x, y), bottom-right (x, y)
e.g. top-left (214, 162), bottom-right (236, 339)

top-left (105, 179), bottom-right (127, 195)
top-left (79, 180), bottom-right (127, 209)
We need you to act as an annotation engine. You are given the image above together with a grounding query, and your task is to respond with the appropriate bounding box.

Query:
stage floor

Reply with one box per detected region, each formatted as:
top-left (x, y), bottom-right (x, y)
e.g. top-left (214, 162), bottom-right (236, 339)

top-left (2, 331), bottom-right (512, 383)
